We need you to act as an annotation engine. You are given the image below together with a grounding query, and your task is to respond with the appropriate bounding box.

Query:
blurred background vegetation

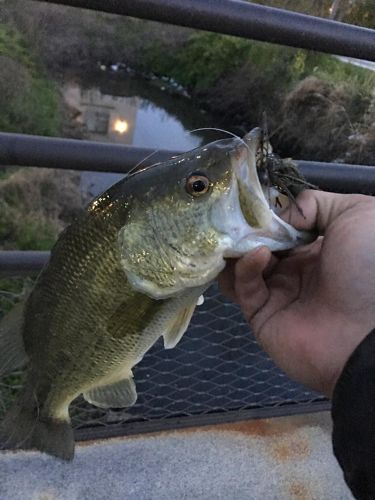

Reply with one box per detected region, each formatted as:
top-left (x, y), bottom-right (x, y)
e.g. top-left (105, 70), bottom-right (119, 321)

top-left (0, 0), bottom-right (374, 256)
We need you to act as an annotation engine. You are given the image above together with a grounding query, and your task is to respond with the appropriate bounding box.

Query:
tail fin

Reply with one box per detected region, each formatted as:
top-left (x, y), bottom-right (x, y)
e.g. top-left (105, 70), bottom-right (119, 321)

top-left (0, 301), bottom-right (28, 377)
top-left (0, 384), bottom-right (75, 461)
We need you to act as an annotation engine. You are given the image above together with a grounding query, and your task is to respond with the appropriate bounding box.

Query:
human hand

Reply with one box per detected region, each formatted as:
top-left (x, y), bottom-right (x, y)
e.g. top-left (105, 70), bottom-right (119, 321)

top-left (219, 190), bottom-right (375, 396)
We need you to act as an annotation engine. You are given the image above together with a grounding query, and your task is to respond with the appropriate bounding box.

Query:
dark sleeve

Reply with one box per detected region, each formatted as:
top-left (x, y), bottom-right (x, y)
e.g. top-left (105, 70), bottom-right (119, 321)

top-left (332, 329), bottom-right (375, 500)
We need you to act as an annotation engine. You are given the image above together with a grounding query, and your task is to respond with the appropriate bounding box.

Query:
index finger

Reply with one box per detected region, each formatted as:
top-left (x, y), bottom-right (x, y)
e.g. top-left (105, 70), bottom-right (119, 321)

top-left (280, 190), bottom-right (370, 234)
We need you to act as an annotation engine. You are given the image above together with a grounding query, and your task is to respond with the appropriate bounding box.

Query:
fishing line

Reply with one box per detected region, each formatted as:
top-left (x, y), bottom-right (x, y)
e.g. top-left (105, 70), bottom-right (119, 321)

top-left (187, 127), bottom-right (250, 151)
top-left (187, 127), bottom-right (253, 162)
top-left (127, 149), bottom-right (161, 177)
top-left (188, 127), bottom-right (241, 140)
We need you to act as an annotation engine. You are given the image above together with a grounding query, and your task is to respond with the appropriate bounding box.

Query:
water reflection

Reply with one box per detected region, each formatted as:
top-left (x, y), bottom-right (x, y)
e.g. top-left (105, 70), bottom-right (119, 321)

top-left (63, 78), bottom-right (207, 196)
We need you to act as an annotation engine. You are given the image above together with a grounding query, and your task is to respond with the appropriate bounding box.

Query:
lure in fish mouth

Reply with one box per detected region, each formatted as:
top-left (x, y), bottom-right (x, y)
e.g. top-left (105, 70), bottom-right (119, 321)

top-left (0, 128), bottom-right (315, 461)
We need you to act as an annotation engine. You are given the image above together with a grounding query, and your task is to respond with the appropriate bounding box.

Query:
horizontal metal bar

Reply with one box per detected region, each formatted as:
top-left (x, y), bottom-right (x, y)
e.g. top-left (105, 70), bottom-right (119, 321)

top-left (35, 0), bottom-right (375, 61)
top-left (297, 161), bottom-right (375, 194)
top-left (0, 132), bottom-right (177, 173)
top-left (1, 132), bottom-right (374, 193)
top-left (0, 251), bottom-right (49, 276)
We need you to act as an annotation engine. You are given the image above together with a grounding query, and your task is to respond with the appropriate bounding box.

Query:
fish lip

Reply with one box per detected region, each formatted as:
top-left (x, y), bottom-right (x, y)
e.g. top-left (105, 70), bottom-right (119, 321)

top-left (232, 129), bottom-right (272, 219)
top-left (232, 129), bottom-right (315, 247)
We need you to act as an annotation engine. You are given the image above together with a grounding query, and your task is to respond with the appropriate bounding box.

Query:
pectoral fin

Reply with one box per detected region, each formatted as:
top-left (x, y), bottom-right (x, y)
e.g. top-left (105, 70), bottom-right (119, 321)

top-left (83, 374), bottom-right (137, 409)
top-left (163, 301), bottom-right (197, 349)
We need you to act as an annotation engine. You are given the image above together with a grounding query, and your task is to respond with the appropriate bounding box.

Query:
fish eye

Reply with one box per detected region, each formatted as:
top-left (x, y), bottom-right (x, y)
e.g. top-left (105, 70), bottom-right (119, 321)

top-left (186, 173), bottom-right (211, 197)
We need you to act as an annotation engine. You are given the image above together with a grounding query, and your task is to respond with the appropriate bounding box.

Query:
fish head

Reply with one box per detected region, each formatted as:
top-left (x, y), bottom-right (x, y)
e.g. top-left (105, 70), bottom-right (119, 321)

top-left (117, 128), bottom-right (315, 299)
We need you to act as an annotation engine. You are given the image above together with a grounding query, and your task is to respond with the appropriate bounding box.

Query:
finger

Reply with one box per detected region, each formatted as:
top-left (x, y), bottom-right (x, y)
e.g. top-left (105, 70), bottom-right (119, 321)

top-left (218, 258), bottom-right (239, 302)
top-left (263, 253), bottom-right (279, 278)
top-left (280, 236), bottom-right (323, 260)
top-left (234, 247), bottom-right (272, 321)
top-left (279, 190), bottom-right (369, 234)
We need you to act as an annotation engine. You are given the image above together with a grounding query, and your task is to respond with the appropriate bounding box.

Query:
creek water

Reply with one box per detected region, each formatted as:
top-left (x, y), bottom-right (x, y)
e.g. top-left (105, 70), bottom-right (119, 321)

top-left (63, 72), bottom-right (214, 197)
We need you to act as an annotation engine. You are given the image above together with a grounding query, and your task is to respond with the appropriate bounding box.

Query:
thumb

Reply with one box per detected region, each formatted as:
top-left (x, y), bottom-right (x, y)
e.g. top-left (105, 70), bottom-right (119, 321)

top-left (234, 246), bottom-right (273, 323)
top-left (280, 190), bottom-right (367, 234)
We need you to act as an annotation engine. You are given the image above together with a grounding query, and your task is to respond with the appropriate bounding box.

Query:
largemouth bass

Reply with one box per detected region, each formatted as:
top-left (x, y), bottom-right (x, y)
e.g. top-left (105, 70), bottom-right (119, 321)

top-left (0, 128), bottom-right (314, 460)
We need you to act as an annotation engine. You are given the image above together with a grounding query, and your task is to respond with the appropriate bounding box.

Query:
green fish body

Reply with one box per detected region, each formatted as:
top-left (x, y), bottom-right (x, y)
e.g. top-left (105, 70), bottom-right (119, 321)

top-left (0, 129), bottom-right (314, 459)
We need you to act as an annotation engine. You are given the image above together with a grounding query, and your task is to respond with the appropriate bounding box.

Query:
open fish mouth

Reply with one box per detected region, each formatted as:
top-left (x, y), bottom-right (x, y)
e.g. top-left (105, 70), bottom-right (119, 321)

top-left (221, 128), bottom-right (316, 255)
top-left (238, 128), bottom-right (289, 223)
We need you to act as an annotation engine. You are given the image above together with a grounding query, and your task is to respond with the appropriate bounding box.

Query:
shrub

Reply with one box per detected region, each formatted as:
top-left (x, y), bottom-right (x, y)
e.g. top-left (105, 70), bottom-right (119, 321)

top-left (0, 168), bottom-right (83, 251)
top-left (277, 77), bottom-right (355, 160)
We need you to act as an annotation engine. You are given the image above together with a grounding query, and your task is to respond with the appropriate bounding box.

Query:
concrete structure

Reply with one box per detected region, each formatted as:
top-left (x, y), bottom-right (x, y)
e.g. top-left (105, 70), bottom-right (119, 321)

top-left (0, 412), bottom-right (353, 499)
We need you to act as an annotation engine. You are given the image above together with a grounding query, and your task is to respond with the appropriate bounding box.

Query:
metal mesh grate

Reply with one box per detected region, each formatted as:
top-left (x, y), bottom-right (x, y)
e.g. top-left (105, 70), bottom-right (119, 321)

top-left (0, 284), bottom-right (325, 434)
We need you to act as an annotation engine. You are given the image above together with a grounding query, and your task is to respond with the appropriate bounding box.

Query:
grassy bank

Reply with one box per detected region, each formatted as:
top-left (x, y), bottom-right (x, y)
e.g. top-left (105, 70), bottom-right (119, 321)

top-left (0, 24), bottom-right (61, 136)
top-left (0, 168), bottom-right (83, 251)
top-left (0, 20), bottom-right (82, 254)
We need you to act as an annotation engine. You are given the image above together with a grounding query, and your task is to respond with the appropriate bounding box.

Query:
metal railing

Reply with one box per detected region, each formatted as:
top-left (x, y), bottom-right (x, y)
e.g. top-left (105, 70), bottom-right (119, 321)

top-left (1, 0), bottom-right (374, 438)
top-left (36, 0), bottom-right (375, 60)
top-left (1, 132), bottom-right (375, 193)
